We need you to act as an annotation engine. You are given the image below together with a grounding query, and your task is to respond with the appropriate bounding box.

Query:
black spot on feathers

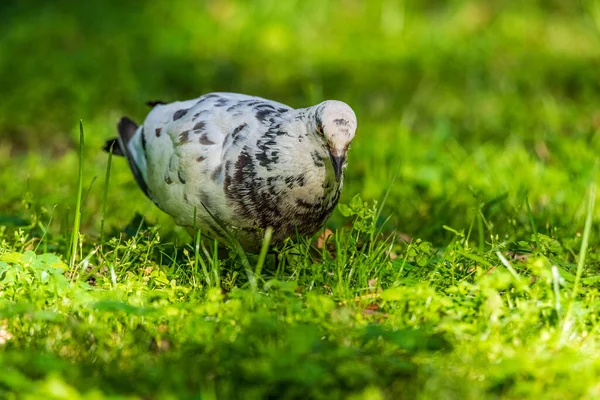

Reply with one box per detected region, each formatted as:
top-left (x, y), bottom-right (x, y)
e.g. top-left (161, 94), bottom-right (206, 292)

top-left (193, 121), bottom-right (207, 133)
top-left (232, 123), bottom-right (247, 137)
top-left (173, 109), bottom-right (188, 120)
top-left (200, 134), bottom-right (215, 145)
top-left (179, 130), bottom-right (191, 144)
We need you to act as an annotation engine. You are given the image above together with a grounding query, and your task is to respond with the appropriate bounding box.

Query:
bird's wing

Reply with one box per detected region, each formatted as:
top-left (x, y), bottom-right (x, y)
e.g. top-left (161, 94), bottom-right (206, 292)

top-left (134, 93), bottom-right (294, 231)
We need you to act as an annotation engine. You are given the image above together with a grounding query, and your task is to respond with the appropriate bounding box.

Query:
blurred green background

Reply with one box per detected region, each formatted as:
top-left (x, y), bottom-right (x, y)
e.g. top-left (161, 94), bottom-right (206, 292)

top-left (1, 0), bottom-right (600, 242)
top-left (3, 2), bottom-right (600, 398)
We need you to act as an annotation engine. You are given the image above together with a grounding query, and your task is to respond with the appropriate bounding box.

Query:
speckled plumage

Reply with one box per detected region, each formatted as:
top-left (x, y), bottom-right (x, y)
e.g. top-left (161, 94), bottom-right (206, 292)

top-left (105, 92), bottom-right (357, 251)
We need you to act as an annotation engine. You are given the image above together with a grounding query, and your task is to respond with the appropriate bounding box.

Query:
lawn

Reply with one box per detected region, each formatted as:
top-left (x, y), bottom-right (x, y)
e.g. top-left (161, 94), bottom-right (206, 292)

top-left (2, 0), bottom-right (600, 398)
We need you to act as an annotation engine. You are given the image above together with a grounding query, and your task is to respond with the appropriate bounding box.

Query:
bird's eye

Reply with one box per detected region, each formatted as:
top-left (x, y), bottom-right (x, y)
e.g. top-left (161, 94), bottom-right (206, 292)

top-left (317, 124), bottom-right (324, 135)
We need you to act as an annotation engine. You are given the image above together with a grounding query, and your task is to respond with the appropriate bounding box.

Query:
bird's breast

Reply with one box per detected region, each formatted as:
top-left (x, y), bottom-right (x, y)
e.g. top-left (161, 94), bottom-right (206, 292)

top-left (222, 141), bottom-right (341, 247)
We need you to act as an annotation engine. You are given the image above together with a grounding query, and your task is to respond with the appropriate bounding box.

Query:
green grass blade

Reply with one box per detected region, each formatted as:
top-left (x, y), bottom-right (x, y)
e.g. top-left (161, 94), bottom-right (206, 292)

top-left (563, 183), bottom-right (596, 335)
top-left (372, 170), bottom-right (398, 242)
top-left (34, 205), bottom-right (56, 254)
top-left (254, 226), bottom-right (273, 284)
top-left (199, 201), bottom-right (256, 290)
top-left (100, 142), bottom-right (114, 241)
top-left (477, 209), bottom-right (484, 251)
top-left (552, 265), bottom-right (562, 314)
top-left (193, 207), bottom-right (211, 288)
top-left (495, 251), bottom-right (529, 292)
top-left (69, 120), bottom-right (85, 270)
top-left (525, 196), bottom-right (540, 254)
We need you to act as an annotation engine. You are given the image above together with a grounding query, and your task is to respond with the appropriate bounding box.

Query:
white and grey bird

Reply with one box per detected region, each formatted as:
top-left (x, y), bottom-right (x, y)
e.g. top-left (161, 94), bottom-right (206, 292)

top-left (104, 92), bottom-right (357, 251)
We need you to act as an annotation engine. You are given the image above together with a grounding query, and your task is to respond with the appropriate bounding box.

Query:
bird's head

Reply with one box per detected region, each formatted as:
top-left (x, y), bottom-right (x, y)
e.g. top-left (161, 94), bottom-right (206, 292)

top-left (313, 100), bottom-right (357, 181)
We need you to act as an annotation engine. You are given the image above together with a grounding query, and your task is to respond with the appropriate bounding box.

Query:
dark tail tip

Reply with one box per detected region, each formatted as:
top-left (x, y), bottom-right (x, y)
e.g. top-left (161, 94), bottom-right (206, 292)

top-left (117, 117), bottom-right (138, 143)
top-left (105, 116), bottom-right (138, 156)
top-left (146, 100), bottom-right (166, 108)
top-left (103, 138), bottom-right (124, 156)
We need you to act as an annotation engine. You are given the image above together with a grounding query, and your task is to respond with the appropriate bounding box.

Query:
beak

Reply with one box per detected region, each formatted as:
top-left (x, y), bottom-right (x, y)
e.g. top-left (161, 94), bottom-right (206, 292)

top-left (329, 151), bottom-right (345, 181)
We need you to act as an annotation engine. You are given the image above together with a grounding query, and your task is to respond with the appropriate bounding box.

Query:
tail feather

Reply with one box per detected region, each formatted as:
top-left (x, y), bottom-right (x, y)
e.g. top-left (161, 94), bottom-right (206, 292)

top-left (103, 117), bottom-right (153, 201)
top-left (102, 116), bottom-right (138, 156)
top-left (103, 138), bottom-right (124, 156)
top-left (117, 116), bottom-right (139, 145)
top-left (146, 100), bottom-right (166, 108)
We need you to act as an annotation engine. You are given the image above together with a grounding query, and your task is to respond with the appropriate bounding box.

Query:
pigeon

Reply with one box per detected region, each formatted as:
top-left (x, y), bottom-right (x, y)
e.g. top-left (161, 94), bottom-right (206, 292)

top-left (104, 92), bottom-right (357, 251)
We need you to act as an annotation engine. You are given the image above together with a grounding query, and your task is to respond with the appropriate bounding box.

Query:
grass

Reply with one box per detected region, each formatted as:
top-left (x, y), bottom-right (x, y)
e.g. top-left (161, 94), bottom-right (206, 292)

top-left (68, 121), bottom-right (85, 271)
top-left (2, 0), bottom-right (600, 398)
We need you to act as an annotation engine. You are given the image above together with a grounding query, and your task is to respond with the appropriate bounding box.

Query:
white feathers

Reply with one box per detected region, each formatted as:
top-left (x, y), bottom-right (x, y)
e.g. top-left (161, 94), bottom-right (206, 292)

top-left (115, 92), bottom-right (357, 250)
